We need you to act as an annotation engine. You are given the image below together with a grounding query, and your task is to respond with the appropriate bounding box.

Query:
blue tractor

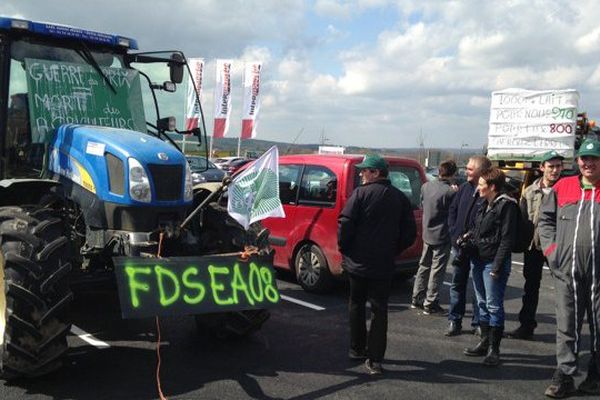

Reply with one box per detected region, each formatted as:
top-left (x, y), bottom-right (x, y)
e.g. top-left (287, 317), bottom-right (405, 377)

top-left (0, 17), bottom-right (274, 378)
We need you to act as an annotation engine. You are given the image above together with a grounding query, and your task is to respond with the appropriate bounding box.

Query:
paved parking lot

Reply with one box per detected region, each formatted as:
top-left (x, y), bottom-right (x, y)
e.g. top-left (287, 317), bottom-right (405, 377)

top-left (1, 255), bottom-right (591, 399)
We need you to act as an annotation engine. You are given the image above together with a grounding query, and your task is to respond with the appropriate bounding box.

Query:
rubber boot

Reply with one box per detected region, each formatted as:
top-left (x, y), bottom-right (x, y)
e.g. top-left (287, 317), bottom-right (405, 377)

top-left (483, 326), bottom-right (503, 366)
top-left (463, 323), bottom-right (490, 356)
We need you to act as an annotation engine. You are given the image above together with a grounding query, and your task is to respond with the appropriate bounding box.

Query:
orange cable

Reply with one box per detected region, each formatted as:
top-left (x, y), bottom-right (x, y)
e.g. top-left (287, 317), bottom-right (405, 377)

top-left (155, 232), bottom-right (168, 400)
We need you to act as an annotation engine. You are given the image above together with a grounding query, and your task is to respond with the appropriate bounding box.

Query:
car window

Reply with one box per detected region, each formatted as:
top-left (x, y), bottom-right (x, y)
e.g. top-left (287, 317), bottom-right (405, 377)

top-left (279, 164), bottom-right (302, 205)
top-left (389, 166), bottom-right (422, 208)
top-left (298, 165), bottom-right (337, 206)
top-left (187, 157), bottom-right (210, 170)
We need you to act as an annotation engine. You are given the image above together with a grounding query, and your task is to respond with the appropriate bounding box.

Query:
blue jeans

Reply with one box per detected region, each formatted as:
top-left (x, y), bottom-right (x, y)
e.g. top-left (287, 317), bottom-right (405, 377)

top-left (471, 257), bottom-right (511, 328)
top-left (448, 249), bottom-right (480, 327)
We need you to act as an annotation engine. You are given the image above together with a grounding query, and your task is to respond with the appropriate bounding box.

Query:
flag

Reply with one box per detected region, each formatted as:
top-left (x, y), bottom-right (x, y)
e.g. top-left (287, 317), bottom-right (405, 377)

top-left (227, 146), bottom-right (285, 230)
top-left (241, 62), bottom-right (262, 139)
top-left (184, 58), bottom-right (204, 131)
top-left (213, 59), bottom-right (232, 138)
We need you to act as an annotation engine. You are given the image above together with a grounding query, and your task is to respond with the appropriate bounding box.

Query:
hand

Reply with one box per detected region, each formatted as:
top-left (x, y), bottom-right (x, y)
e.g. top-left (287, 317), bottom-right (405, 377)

top-left (489, 271), bottom-right (499, 279)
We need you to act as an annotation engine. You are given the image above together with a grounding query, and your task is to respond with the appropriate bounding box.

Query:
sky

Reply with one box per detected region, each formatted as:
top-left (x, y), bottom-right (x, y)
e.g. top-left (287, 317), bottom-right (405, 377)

top-left (4, 0), bottom-right (600, 149)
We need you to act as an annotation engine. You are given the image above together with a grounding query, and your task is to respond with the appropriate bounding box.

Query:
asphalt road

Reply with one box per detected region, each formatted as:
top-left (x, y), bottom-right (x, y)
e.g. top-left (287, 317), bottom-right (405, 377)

top-left (1, 254), bottom-right (590, 399)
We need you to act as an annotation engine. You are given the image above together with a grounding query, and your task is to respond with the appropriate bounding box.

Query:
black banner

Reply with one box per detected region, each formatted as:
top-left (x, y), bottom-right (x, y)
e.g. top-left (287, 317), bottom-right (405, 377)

top-left (113, 253), bottom-right (279, 319)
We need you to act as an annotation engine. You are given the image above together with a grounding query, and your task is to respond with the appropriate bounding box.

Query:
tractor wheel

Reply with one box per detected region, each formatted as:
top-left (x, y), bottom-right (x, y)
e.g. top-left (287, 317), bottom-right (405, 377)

top-left (194, 309), bottom-right (270, 340)
top-left (295, 243), bottom-right (333, 293)
top-left (0, 206), bottom-right (72, 379)
top-left (194, 201), bottom-right (272, 339)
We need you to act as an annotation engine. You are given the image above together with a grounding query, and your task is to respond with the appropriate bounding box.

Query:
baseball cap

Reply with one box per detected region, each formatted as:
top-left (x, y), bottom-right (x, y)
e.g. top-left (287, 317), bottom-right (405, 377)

top-left (540, 150), bottom-right (565, 164)
top-left (356, 154), bottom-right (389, 170)
top-left (577, 139), bottom-right (600, 158)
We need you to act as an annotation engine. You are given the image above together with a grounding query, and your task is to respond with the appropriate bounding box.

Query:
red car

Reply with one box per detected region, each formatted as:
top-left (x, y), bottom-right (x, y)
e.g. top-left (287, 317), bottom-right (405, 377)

top-left (262, 154), bottom-right (426, 293)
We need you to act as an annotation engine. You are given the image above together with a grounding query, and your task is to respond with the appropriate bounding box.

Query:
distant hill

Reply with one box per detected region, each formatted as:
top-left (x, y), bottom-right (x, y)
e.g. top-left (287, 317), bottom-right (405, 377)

top-left (170, 134), bottom-right (480, 167)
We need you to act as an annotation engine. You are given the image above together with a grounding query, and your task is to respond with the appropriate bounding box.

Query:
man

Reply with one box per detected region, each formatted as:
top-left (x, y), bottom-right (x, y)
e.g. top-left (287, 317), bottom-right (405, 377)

top-left (411, 160), bottom-right (458, 315)
top-left (338, 154), bottom-right (416, 376)
top-left (445, 155), bottom-right (491, 336)
top-left (506, 150), bottom-right (563, 340)
top-left (539, 139), bottom-right (600, 398)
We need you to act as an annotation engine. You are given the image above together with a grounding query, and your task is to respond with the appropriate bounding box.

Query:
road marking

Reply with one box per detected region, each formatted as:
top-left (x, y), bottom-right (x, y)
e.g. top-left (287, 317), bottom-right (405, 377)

top-left (513, 260), bottom-right (550, 270)
top-left (70, 325), bottom-right (110, 349)
top-left (280, 295), bottom-right (325, 311)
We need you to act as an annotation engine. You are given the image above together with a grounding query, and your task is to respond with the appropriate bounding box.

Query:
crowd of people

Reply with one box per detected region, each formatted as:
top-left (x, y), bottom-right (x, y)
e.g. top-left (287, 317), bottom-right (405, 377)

top-left (336, 140), bottom-right (600, 398)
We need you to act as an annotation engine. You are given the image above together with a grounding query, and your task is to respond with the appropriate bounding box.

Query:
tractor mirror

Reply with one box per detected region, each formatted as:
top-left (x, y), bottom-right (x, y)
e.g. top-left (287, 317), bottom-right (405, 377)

top-left (169, 53), bottom-right (184, 84)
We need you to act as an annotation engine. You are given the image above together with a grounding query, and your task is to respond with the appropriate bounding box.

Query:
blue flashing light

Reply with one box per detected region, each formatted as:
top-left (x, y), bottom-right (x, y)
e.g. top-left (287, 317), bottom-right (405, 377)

top-left (0, 16), bottom-right (139, 50)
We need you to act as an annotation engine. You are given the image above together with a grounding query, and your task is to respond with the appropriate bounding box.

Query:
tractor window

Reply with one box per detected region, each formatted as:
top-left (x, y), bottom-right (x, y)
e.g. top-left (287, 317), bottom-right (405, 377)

top-left (6, 39), bottom-right (127, 178)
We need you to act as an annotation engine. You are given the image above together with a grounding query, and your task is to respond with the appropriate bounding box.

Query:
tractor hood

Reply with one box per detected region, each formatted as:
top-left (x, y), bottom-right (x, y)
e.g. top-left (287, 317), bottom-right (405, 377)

top-left (48, 124), bottom-right (191, 206)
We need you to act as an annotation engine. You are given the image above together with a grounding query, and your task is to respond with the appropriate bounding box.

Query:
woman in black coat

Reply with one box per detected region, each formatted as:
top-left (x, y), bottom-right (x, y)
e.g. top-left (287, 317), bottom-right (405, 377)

top-left (462, 167), bottom-right (518, 367)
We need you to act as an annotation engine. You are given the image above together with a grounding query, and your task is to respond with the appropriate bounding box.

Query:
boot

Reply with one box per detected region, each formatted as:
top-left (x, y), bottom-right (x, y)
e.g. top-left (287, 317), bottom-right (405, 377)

top-left (483, 326), bottom-right (503, 366)
top-left (463, 323), bottom-right (490, 356)
top-left (579, 352), bottom-right (600, 395)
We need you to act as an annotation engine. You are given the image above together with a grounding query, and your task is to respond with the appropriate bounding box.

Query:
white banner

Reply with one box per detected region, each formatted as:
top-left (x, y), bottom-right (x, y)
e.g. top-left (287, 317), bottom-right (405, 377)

top-left (487, 88), bottom-right (579, 159)
top-left (213, 59), bottom-right (233, 138)
top-left (227, 146), bottom-right (285, 230)
top-left (184, 58), bottom-right (204, 131)
top-left (241, 62), bottom-right (262, 139)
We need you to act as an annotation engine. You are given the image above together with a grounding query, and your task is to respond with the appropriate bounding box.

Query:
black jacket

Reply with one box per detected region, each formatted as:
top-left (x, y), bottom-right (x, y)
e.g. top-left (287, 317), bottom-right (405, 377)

top-left (448, 181), bottom-right (482, 250)
top-left (337, 179), bottom-right (416, 279)
top-left (470, 193), bottom-right (519, 273)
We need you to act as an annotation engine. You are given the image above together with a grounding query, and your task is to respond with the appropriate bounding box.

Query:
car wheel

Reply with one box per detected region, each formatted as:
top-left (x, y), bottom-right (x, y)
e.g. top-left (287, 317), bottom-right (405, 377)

top-left (294, 244), bottom-right (332, 293)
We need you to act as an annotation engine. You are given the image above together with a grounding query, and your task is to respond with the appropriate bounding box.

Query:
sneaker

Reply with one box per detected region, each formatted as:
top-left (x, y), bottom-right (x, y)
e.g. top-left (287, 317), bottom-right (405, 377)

top-left (423, 303), bottom-right (447, 315)
top-left (364, 359), bottom-right (384, 375)
top-left (505, 326), bottom-right (534, 340)
top-left (544, 370), bottom-right (576, 398)
top-left (410, 300), bottom-right (423, 310)
top-left (348, 349), bottom-right (367, 361)
top-left (578, 375), bottom-right (600, 395)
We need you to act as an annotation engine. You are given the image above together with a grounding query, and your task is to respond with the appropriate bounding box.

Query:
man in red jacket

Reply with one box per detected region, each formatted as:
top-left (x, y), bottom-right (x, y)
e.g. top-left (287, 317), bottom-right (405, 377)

top-left (539, 139), bottom-right (600, 398)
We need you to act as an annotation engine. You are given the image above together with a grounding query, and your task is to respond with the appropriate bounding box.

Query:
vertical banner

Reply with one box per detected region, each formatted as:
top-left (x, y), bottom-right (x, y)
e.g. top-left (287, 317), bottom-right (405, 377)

top-left (241, 62), bottom-right (262, 139)
top-left (184, 58), bottom-right (204, 131)
top-left (213, 59), bottom-right (233, 138)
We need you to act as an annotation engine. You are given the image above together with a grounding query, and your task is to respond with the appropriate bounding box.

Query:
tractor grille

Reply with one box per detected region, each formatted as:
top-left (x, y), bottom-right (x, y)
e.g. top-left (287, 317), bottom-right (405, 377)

top-left (148, 164), bottom-right (183, 201)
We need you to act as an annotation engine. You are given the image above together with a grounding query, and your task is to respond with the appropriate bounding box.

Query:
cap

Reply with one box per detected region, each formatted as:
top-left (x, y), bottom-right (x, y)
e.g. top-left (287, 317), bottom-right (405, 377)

top-left (577, 139), bottom-right (600, 158)
top-left (540, 150), bottom-right (565, 164)
top-left (356, 154), bottom-right (389, 170)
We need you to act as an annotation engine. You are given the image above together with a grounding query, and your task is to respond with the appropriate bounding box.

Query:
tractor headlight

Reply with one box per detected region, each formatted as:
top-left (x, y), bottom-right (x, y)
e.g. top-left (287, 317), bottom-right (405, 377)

top-left (128, 158), bottom-right (151, 202)
top-left (184, 162), bottom-right (194, 201)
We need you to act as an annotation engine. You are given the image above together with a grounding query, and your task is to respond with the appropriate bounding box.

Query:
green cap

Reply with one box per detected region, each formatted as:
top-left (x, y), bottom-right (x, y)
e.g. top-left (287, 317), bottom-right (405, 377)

top-left (356, 154), bottom-right (389, 170)
top-left (578, 139), bottom-right (600, 158)
top-left (540, 150), bottom-right (565, 163)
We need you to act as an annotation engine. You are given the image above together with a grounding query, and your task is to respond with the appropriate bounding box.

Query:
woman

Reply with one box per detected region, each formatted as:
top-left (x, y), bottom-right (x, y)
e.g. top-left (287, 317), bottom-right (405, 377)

top-left (462, 167), bottom-right (518, 366)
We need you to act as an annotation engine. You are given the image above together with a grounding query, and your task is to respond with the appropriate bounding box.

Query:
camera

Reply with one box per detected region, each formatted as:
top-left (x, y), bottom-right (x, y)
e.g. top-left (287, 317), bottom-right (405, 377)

top-left (452, 232), bottom-right (475, 267)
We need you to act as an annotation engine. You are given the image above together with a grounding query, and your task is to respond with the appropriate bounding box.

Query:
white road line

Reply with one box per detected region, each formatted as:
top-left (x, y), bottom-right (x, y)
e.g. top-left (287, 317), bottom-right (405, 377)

top-left (513, 260), bottom-right (550, 270)
top-left (70, 325), bottom-right (110, 349)
top-left (280, 295), bottom-right (325, 311)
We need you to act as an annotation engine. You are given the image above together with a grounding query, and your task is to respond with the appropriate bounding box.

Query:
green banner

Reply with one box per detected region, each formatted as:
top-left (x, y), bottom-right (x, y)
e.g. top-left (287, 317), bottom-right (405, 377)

top-left (24, 58), bottom-right (146, 143)
top-left (113, 254), bottom-right (279, 319)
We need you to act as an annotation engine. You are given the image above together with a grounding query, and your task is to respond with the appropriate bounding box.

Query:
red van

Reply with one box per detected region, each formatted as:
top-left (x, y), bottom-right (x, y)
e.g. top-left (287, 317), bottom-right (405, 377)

top-left (262, 154), bottom-right (426, 293)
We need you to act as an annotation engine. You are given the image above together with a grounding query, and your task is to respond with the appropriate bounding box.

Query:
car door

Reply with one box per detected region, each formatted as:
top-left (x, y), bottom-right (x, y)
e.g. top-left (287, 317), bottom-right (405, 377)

top-left (264, 163), bottom-right (303, 269)
top-left (387, 164), bottom-right (425, 263)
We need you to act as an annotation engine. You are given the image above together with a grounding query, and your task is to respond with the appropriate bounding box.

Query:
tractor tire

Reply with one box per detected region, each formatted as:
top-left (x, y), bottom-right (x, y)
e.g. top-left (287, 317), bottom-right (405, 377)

top-left (194, 309), bottom-right (270, 340)
top-left (194, 201), bottom-right (272, 339)
top-left (0, 206), bottom-right (72, 379)
top-left (295, 243), bottom-right (333, 293)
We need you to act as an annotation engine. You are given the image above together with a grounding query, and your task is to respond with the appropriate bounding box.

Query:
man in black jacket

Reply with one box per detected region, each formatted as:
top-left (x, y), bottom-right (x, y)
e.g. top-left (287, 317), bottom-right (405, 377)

top-left (445, 155), bottom-right (491, 336)
top-left (338, 154), bottom-right (417, 375)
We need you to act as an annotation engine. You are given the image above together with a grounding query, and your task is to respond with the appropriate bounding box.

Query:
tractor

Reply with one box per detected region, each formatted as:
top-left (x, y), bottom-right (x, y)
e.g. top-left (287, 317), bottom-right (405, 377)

top-left (0, 17), bottom-right (274, 379)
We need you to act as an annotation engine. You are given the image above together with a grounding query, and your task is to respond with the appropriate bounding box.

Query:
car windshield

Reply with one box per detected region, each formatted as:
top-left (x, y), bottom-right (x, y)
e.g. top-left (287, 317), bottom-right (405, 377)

top-left (188, 157), bottom-right (216, 171)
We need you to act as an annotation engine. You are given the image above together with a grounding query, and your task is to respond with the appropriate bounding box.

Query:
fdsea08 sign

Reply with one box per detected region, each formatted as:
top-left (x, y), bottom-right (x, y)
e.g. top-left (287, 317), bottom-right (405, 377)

top-left (113, 253), bottom-right (279, 318)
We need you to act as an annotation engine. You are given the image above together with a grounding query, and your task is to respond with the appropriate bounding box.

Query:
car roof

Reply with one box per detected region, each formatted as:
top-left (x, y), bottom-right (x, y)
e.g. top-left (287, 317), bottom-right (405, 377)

top-left (279, 153), bottom-right (423, 167)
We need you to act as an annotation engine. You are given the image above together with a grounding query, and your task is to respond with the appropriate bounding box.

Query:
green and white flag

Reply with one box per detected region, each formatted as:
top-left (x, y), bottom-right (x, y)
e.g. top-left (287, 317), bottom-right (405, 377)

top-left (227, 145), bottom-right (285, 230)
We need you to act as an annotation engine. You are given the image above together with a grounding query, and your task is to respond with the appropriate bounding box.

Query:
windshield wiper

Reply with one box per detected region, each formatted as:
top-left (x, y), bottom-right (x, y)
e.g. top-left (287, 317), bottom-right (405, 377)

top-left (76, 42), bottom-right (117, 94)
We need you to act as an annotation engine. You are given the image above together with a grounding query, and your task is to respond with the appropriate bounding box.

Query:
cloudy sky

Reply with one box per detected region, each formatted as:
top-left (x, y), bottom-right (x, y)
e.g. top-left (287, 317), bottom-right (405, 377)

top-left (4, 0), bottom-right (600, 149)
